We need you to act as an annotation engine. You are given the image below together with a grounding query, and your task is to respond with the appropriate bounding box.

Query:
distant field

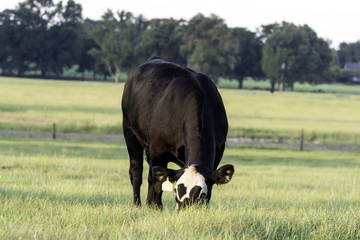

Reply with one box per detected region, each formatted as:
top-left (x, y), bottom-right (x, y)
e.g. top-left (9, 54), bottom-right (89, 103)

top-left (218, 77), bottom-right (360, 95)
top-left (0, 77), bottom-right (123, 134)
top-left (1, 137), bottom-right (359, 239)
top-left (1, 77), bottom-right (360, 143)
top-left (223, 89), bottom-right (360, 143)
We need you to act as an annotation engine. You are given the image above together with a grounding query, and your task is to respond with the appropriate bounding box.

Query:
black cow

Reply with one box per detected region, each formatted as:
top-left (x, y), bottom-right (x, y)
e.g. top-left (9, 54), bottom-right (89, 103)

top-left (122, 56), bottom-right (234, 209)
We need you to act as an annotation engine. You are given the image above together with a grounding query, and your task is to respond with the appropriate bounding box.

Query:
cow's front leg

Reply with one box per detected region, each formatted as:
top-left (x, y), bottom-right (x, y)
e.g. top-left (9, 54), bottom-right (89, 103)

top-left (146, 167), bottom-right (164, 209)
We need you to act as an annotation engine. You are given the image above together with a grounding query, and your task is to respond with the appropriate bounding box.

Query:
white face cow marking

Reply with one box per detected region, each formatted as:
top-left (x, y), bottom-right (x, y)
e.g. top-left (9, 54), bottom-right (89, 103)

top-left (175, 165), bottom-right (208, 209)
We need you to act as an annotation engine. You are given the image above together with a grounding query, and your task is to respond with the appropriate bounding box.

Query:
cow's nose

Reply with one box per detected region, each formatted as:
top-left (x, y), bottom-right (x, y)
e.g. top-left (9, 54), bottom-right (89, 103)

top-left (199, 193), bottom-right (207, 203)
top-left (177, 196), bottom-right (207, 210)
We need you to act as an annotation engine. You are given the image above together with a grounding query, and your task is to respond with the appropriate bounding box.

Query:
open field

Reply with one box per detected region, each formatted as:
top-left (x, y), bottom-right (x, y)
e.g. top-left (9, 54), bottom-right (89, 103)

top-left (1, 77), bottom-right (359, 238)
top-left (1, 77), bottom-right (360, 143)
top-left (1, 137), bottom-right (360, 239)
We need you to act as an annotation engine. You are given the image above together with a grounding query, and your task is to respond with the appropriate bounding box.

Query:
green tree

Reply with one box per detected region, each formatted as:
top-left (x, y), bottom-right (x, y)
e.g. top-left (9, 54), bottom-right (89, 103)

top-left (180, 14), bottom-right (235, 83)
top-left (0, 0), bottom-right (83, 78)
top-left (338, 41), bottom-right (360, 67)
top-left (87, 10), bottom-right (147, 83)
top-left (136, 18), bottom-right (185, 64)
top-left (0, 9), bottom-right (16, 74)
top-left (230, 28), bottom-right (264, 89)
top-left (261, 22), bottom-right (333, 92)
top-left (76, 19), bottom-right (98, 80)
top-left (261, 45), bottom-right (287, 92)
top-left (330, 49), bottom-right (359, 83)
top-left (0, 1), bottom-right (50, 76)
top-left (43, 0), bottom-right (83, 77)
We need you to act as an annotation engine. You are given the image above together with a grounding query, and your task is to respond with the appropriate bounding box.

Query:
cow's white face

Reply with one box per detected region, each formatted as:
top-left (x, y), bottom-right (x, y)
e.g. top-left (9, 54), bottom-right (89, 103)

top-left (152, 164), bottom-right (234, 209)
top-left (174, 165), bottom-right (208, 209)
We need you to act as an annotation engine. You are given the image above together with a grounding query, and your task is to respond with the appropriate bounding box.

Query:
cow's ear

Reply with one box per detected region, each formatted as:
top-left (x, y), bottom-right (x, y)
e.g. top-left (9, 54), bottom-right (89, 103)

top-left (212, 164), bottom-right (234, 185)
top-left (167, 168), bottom-right (184, 182)
top-left (152, 167), bottom-right (184, 183)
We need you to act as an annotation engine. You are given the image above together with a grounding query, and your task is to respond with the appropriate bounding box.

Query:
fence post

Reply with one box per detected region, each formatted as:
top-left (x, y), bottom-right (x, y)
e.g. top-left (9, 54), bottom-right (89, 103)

top-left (300, 129), bottom-right (304, 151)
top-left (52, 123), bottom-right (56, 140)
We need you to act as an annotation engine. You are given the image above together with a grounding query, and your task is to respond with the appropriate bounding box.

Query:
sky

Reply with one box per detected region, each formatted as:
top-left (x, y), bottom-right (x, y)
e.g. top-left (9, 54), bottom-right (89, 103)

top-left (1, 0), bottom-right (359, 49)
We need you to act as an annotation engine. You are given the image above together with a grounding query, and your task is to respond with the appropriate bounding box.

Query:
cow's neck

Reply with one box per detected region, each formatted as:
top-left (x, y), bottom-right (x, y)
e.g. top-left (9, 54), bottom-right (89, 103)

top-left (184, 121), bottom-right (215, 178)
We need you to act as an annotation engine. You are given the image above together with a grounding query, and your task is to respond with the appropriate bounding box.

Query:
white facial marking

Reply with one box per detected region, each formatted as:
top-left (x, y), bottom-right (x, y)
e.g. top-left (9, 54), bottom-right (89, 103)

top-left (175, 165), bottom-right (208, 203)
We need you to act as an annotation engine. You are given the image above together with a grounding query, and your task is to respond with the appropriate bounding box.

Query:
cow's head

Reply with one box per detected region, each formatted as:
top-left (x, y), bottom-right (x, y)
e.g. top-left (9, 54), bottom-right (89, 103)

top-left (152, 164), bottom-right (234, 209)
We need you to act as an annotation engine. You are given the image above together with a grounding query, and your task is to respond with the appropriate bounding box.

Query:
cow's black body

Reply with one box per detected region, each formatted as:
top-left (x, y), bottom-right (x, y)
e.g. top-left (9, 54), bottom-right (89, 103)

top-left (122, 57), bottom-right (233, 208)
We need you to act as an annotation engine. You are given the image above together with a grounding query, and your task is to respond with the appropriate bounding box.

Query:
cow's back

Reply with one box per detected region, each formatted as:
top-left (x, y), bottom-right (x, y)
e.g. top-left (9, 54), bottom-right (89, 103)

top-left (122, 58), bottom-right (227, 154)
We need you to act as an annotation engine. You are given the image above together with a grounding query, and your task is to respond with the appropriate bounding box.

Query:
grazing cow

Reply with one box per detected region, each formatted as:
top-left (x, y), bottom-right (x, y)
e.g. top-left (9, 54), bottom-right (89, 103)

top-left (122, 56), bottom-right (234, 209)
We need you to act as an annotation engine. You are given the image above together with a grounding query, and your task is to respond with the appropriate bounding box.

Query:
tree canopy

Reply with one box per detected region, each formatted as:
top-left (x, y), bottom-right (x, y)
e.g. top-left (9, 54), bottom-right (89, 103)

top-left (261, 22), bottom-right (333, 91)
top-left (0, 0), bottom-right (83, 77)
top-left (180, 14), bottom-right (235, 83)
top-left (0, 0), bottom-right (358, 89)
top-left (338, 41), bottom-right (360, 67)
top-left (86, 10), bottom-right (147, 83)
top-left (136, 18), bottom-right (185, 65)
top-left (230, 27), bottom-right (264, 89)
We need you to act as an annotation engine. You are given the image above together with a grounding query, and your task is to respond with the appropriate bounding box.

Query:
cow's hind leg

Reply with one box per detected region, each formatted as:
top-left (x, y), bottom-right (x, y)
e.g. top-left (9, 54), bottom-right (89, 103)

top-left (123, 119), bottom-right (143, 206)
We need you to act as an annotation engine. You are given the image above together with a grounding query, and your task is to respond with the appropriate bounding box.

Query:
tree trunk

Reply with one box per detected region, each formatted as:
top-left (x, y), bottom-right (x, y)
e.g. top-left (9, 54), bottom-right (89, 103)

top-left (279, 82), bottom-right (284, 91)
top-left (17, 61), bottom-right (25, 77)
top-left (290, 82), bottom-right (294, 91)
top-left (17, 70), bottom-right (23, 77)
top-left (238, 77), bottom-right (244, 89)
top-left (81, 71), bottom-right (85, 81)
top-left (114, 65), bottom-right (121, 83)
top-left (17, 65), bottom-right (24, 77)
top-left (105, 60), bottom-right (114, 80)
top-left (41, 69), bottom-right (47, 79)
top-left (270, 80), bottom-right (275, 93)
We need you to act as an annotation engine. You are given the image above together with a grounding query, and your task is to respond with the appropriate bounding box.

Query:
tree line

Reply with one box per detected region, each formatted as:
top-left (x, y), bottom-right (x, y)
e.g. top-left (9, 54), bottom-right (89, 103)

top-left (1, 0), bottom-right (360, 91)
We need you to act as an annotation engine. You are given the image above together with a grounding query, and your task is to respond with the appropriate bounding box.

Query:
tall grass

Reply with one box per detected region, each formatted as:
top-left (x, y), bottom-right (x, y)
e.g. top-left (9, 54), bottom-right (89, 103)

top-left (1, 137), bottom-right (360, 239)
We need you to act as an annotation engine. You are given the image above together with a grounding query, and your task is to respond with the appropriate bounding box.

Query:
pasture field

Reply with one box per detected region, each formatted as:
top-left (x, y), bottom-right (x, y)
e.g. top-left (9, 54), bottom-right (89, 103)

top-left (1, 77), bottom-right (360, 143)
top-left (0, 77), bottom-right (124, 134)
top-left (1, 137), bottom-right (360, 239)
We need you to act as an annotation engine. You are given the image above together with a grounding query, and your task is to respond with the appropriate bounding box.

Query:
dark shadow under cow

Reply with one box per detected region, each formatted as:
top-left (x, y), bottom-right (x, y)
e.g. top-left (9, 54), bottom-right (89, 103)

top-left (121, 56), bottom-right (234, 209)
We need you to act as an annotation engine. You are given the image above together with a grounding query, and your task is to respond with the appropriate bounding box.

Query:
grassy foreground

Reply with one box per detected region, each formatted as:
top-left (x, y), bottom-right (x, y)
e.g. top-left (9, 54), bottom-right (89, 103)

top-left (1, 77), bottom-right (360, 143)
top-left (1, 137), bottom-right (360, 239)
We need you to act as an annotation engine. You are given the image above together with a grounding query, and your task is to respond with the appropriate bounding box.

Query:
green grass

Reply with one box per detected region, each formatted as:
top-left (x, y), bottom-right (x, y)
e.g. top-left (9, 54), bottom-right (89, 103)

top-left (1, 76), bottom-right (360, 143)
top-left (1, 137), bottom-right (360, 239)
